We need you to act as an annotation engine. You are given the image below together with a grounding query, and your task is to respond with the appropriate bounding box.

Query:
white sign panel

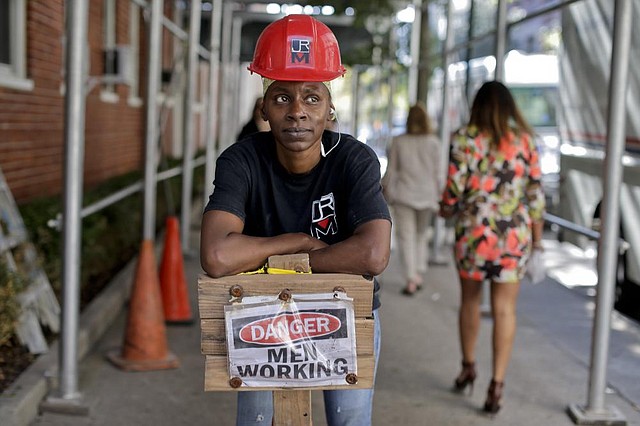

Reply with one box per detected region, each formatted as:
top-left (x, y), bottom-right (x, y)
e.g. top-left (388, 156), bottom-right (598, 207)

top-left (224, 295), bottom-right (357, 388)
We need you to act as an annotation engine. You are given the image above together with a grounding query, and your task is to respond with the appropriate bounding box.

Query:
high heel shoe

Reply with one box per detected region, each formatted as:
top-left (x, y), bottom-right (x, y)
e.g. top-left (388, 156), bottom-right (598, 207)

top-left (483, 379), bottom-right (504, 414)
top-left (453, 361), bottom-right (476, 394)
top-left (401, 278), bottom-right (420, 296)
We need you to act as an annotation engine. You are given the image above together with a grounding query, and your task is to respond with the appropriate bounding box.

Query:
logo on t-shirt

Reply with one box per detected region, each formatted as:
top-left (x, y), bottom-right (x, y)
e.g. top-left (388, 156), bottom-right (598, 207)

top-left (311, 193), bottom-right (338, 239)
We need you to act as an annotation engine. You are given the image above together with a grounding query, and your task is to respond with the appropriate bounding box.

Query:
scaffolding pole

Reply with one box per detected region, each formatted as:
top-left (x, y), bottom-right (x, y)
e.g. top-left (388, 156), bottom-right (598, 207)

top-left (408, 0), bottom-right (421, 105)
top-left (216, 2), bottom-right (234, 153)
top-left (180, 0), bottom-right (202, 251)
top-left (568, 1), bottom-right (631, 424)
top-left (203, 0), bottom-right (223, 209)
top-left (142, 0), bottom-right (163, 241)
top-left (494, 0), bottom-right (507, 82)
top-left (430, 0), bottom-right (455, 266)
top-left (40, 0), bottom-right (89, 414)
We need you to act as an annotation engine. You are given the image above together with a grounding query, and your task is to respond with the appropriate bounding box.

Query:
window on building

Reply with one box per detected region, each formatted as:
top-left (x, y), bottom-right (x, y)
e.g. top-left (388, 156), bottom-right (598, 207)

top-left (0, 0), bottom-right (33, 91)
top-left (0, 2), bottom-right (10, 65)
top-left (101, 0), bottom-right (118, 102)
top-left (128, 2), bottom-right (142, 107)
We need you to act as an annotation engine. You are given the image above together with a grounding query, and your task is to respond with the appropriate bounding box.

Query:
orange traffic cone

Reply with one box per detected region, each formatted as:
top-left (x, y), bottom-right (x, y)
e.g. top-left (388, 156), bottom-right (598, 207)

top-left (107, 240), bottom-right (179, 371)
top-left (159, 216), bottom-right (193, 324)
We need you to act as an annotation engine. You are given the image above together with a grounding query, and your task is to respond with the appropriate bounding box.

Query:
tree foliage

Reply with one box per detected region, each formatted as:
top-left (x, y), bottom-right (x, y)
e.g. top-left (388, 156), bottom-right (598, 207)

top-left (322, 0), bottom-right (400, 26)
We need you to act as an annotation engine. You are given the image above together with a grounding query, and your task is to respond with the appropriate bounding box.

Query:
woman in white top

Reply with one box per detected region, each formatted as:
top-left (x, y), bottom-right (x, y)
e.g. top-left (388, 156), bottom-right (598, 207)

top-left (382, 103), bottom-right (443, 295)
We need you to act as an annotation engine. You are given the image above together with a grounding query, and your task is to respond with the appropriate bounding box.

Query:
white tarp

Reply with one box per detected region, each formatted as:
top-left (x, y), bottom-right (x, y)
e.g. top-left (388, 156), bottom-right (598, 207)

top-left (224, 293), bottom-right (357, 388)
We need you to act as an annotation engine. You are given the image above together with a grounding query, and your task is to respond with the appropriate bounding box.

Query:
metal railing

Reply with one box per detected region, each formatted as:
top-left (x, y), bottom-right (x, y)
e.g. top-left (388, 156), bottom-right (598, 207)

top-left (543, 212), bottom-right (629, 253)
top-left (47, 156), bottom-right (206, 231)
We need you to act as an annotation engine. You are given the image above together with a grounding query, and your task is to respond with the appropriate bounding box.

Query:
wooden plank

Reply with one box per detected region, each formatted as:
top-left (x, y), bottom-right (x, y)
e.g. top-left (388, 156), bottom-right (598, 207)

top-left (198, 273), bottom-right (374, 319)
top-left (268, 254), bottom-right (311, 273)
top-left (273, 390), bottom-right (312, 426)
top-left (0, 167), bottom-right (60, 354)
top-left (201, 318), bottom-right (374, 355)
top-left (204, 355), bottom-right (375, 392)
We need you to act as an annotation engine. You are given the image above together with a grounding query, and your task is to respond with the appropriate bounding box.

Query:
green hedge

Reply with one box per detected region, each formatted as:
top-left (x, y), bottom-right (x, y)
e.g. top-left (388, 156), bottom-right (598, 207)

top-left (0, 260), bottom-right (26, 346)
top-left (0, 161), bottom-right (205, 347)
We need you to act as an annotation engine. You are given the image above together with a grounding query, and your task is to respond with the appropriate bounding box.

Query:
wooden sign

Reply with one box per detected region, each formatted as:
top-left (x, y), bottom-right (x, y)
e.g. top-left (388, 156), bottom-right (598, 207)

top-left (198, 273), bottom-right (375, 391)
top-left (197, 255), bottom-right (376, 425)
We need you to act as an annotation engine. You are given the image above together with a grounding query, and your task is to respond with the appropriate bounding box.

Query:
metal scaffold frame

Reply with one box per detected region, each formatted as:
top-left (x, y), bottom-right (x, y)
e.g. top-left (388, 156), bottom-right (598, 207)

top-left (41, 0), bottom-right (223, 414)
top-left (32, 1), bottom-right (633, 423)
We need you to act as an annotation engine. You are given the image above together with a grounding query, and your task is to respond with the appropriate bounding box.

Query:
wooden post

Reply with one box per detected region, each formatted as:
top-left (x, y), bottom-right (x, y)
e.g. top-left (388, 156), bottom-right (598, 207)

top-left (268, 253), bottom-right (311, 273)
top-left (267, 254), bottom-right (312, 424)
top-left (273, 390), bottom-right (312, 426)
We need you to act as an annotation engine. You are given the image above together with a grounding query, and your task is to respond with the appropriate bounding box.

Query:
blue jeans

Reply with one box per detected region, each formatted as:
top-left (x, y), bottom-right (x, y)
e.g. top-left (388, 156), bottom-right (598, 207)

top-left (236, 310), bottom-right (382, 426)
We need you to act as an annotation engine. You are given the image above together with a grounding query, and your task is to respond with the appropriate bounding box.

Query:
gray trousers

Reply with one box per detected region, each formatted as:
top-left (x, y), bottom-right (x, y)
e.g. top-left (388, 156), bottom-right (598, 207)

top-left (392, 204), bottom-right (434, 283)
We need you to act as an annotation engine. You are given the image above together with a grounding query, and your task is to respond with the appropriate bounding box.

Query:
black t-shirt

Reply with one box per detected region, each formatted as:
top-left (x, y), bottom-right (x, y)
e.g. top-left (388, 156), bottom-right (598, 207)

top-left (204, 131), bottom-right (391, 310)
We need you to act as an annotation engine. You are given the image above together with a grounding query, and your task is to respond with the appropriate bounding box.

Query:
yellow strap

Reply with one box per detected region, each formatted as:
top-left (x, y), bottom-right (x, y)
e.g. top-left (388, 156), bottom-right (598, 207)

top-left (265, 267), bottom-right (312, 275)
top-left (239, 265), bottom-right (312, 275)
top-left (239, 266), bottom-right (267, 275)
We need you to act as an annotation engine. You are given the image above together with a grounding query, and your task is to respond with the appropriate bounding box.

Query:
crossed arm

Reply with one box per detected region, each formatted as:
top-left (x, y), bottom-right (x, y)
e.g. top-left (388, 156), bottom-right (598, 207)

top-left (200, 210), bottom-right (391, 278)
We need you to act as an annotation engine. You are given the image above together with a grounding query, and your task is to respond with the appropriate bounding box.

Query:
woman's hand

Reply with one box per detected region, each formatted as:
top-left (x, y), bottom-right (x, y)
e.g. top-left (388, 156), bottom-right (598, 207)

top-left (299, 233), bottom-right (329, 252)
top-left (201, 211), bottom-right (330, 278)
top-left (439, 201), bottom-right (456, 219)
top-left (532, 240), bottom-right (544, 251)
top-left (307, 219), bottom-right (391, 276)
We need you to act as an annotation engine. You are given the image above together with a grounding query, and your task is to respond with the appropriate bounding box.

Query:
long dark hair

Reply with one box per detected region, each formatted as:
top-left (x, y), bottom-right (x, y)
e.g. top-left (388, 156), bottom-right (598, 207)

top-left (468, 81), bottom-right (533, 147)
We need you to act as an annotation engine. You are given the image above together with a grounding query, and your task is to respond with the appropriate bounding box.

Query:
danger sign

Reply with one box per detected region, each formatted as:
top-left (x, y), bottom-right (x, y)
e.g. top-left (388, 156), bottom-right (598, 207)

top-left (239, 312), bottom-right (341, 345)
top-left (224, 294), bottom-right (357, 388)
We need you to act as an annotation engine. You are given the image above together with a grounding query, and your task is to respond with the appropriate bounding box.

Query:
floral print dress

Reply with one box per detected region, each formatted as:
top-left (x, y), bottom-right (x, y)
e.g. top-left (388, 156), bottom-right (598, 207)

top-left (441, 125), bottom-right (546, 283)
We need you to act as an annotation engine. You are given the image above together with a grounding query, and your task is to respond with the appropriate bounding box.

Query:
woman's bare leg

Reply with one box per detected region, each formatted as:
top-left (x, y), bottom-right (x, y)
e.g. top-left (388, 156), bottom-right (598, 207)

top-left (459, 278), bottom-right (484, 363)
top-left (489, 280), bottom-right (521, 382)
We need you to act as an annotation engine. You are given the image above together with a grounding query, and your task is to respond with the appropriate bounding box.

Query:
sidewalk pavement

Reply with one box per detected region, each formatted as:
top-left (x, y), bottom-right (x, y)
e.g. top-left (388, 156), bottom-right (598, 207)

top-left (3, 226), bottom-right (640, 426)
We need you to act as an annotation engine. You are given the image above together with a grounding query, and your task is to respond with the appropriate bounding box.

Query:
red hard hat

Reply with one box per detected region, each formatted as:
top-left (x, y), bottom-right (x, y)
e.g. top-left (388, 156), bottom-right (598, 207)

top-left (248, 14), bottom-right (347, 82)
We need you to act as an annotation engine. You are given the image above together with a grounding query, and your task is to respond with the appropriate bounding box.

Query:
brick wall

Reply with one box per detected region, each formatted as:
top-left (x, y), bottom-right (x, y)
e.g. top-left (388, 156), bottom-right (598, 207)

top-left (0, 1), bottom-right (180, 205)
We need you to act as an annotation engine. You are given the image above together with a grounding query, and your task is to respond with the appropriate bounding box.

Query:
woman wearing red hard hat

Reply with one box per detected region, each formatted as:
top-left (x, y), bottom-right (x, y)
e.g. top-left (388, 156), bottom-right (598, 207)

top-left (201, 14), bottom-right (391, 426)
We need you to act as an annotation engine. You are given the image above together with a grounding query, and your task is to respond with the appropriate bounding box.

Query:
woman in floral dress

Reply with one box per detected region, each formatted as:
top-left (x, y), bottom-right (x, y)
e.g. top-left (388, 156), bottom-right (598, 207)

top-left (439, 81), bottom-right (546, 414)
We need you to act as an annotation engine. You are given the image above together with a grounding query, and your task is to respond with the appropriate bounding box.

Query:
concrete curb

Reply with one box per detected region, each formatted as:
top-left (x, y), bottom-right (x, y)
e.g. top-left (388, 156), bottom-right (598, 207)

top-left (0, 253), bottom-right (137, 426)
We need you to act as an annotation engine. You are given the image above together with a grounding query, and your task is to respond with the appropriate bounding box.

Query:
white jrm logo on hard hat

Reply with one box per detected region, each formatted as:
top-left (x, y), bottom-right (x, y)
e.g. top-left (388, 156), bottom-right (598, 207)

top-left (291, 39), bottom-right (310, 64)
